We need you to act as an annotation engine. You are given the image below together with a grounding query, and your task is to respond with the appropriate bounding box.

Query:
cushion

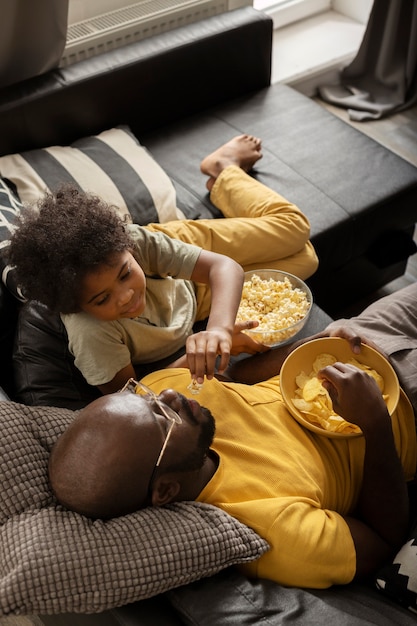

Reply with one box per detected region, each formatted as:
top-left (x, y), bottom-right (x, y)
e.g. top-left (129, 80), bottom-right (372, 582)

top-left (0, 400), bottom-right (268, 616)
top-left (0, 125), bottom-right (184, 224)
top-left (375, 519), bottom-right (417, 615)
top-left (0, 126), bottom-right (185, 300)
top-left (0, 177), bottom-right (25, 299)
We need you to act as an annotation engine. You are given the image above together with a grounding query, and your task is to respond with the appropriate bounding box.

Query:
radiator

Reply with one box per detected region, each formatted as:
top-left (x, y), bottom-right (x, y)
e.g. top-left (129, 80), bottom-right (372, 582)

top-left (61, 0), bottom-right (252, 67)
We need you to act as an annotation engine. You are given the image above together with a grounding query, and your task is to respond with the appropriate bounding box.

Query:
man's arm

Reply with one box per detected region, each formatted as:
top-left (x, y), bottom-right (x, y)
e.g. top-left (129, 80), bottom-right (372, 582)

top-left (319, 362), bottom-right (409, 578)
top-left (224, 328), bottom-right (330, 383)
top-left (225, 341), bottom-right (295, 383)
top-left (225, 325), bottom-right (384, 384)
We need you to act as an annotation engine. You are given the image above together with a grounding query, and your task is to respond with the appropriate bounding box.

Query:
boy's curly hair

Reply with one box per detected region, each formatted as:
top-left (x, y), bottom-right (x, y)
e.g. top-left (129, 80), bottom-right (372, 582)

top-left (8, 184), bottom-right (135, 313)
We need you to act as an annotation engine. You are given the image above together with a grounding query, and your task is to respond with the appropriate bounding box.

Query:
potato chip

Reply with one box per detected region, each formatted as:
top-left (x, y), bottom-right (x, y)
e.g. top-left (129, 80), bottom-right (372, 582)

top-left (312, 353), bottom-right (337, 373)
top-left (293, 398), bottom-right (313, 412)
top-left (302, 377), bottom-right (324, 402)
top-left (295, 372), bottom-right (310, 389)
top-left (348, 358), bottom-right (384, 391)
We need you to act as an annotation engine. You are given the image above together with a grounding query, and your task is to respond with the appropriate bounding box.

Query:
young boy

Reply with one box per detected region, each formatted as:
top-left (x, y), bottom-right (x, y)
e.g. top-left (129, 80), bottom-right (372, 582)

top-left (8, 135), bottom-right (318, 394)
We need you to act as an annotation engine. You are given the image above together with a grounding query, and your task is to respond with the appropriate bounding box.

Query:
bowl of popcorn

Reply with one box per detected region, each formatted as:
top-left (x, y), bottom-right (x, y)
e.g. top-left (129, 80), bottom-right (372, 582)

top-left (236, 270), bottom-right (313, 347)
top-left (280, 337), bottom-right (400, 438)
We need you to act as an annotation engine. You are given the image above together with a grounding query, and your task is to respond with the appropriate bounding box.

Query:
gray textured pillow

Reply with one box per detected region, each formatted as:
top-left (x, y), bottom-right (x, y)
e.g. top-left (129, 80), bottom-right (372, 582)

top-left (0, 401), bottom-right (268, 616)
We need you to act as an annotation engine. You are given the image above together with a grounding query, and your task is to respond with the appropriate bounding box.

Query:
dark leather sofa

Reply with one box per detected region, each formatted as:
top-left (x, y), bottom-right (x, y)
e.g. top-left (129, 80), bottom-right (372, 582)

top-left (1, 7), bottom-right (417, 624)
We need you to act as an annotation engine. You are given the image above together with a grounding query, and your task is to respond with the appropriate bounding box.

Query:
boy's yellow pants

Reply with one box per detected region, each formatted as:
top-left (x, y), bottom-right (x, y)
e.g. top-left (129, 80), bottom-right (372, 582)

top-left (146, 165), bottom-right (318, 319)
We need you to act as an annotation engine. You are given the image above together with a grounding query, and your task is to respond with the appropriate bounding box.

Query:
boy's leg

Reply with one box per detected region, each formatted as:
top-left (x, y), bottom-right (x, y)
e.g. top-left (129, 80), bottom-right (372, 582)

top-left (146, 166), bottom-right (318, 276)
top-left (146, 134), bottom-right (318, 319)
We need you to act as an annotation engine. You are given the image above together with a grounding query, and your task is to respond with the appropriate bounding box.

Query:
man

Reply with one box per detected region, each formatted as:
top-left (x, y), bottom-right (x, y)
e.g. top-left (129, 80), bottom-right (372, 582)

top-left (49, 284), bottom-right (417, 590)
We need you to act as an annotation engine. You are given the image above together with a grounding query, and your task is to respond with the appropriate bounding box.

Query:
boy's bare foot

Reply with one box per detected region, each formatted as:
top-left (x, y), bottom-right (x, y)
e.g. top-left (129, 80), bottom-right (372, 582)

top-left (200, 134), bottom-right (262, 191)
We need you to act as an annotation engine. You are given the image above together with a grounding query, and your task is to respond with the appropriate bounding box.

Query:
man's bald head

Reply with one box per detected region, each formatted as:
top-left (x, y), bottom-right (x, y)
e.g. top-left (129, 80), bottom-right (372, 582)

top-left (48, 392), bottom-right (161, 519)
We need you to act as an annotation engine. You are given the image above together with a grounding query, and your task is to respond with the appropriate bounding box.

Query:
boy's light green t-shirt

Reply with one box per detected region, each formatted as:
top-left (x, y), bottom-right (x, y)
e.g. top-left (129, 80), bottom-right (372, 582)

top-left (62, 225), bottom-right (201, 386)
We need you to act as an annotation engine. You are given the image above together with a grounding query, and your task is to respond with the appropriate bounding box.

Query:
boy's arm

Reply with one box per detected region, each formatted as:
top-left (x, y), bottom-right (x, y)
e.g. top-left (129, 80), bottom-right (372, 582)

top-left (188, 249), bottom-right (244, 382)
top-left (97, 363), bottom-right (136, 395)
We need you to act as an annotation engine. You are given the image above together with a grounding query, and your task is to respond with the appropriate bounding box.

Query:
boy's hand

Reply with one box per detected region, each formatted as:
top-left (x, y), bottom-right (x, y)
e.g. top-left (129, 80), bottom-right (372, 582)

top-left (186, 321), bottom-right (270, 383)
top-left (186, 327), bottom-right (233, 383)
top-left (230, 320), bottom-right (270, 355)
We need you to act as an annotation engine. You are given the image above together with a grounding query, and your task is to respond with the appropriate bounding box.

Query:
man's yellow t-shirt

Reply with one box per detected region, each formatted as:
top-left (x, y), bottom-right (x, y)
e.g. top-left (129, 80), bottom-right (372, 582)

top-left (144, 368), bottom-right (417, 589)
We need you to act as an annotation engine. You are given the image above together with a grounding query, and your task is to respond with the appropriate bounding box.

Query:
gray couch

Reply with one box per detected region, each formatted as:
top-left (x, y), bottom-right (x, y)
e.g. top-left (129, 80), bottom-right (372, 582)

top-left (1, 7), bottom-right (417, 625)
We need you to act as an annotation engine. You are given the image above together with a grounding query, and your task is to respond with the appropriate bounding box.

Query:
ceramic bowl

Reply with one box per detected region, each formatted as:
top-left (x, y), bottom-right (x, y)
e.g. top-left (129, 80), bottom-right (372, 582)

top-left (280, 336), bottom-right (400, 438)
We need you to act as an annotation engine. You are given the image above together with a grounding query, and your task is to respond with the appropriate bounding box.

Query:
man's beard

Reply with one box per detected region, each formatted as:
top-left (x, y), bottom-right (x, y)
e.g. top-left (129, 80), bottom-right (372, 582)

top-left (165, 403), bottom-right (216, 474)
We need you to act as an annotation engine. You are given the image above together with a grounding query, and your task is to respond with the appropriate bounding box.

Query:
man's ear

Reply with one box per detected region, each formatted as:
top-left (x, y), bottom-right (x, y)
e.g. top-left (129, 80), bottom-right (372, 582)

top-left (151, 475), bottom-right (181, 506)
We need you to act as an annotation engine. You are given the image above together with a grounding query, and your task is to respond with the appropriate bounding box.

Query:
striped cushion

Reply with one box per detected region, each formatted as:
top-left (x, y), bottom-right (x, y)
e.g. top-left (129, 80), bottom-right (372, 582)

top-left (0, 126), bottom-right (185, 300)
top-left (0, 178), bottom-right (25, 299)
top-left (0, 125), bottom-right (184, 225)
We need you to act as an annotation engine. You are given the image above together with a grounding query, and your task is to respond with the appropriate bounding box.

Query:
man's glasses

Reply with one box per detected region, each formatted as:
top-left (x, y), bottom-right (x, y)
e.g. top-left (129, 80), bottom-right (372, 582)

top-left (119, 378), bottom-right (182, 484)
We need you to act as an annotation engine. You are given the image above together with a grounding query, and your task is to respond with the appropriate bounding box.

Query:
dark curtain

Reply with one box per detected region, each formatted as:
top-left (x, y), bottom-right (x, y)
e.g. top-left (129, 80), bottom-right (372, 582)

top-left (318, 0), bottom-right (417, 121)
top-left (0, 0), bottom-right (69, 89)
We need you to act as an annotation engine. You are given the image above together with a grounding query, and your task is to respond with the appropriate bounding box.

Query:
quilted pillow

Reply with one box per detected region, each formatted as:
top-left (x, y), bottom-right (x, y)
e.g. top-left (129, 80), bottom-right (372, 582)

top-left (376, 521), bottom-right (417, 615)
top-left (0, 400), bottom-right (268, 616)
top-left (0, 126), bottom-right (186, 300)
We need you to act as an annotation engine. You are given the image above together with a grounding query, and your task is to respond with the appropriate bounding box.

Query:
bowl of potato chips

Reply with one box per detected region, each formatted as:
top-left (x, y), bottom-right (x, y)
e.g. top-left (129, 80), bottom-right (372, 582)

top-left (236, 270), bottom-right (313, 347)
top-left (280, 337), bottom-right (400, 438)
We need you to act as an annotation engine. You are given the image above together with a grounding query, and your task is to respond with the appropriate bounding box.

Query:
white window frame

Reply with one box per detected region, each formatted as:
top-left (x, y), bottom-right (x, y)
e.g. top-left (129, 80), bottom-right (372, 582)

top-left (253, 0), bottom-right (331, 29)
top-left (253, 0), bottom-right (372, 28)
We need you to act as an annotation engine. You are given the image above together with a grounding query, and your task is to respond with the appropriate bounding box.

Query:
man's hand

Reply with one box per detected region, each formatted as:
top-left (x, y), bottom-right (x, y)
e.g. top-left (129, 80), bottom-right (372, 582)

top-left (222, 324), bottom-right (389, 387)
top-left (318, 361), bottom-right (389, 434)
top-left (317, 324), bottom-right (389, 361)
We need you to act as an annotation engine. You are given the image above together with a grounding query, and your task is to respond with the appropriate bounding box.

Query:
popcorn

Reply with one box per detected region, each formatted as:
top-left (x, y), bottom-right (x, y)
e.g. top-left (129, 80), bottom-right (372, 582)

top-left (187, 379), bottom-right (203, 395)
top-left (237, 273), bottom-right (310, 345)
